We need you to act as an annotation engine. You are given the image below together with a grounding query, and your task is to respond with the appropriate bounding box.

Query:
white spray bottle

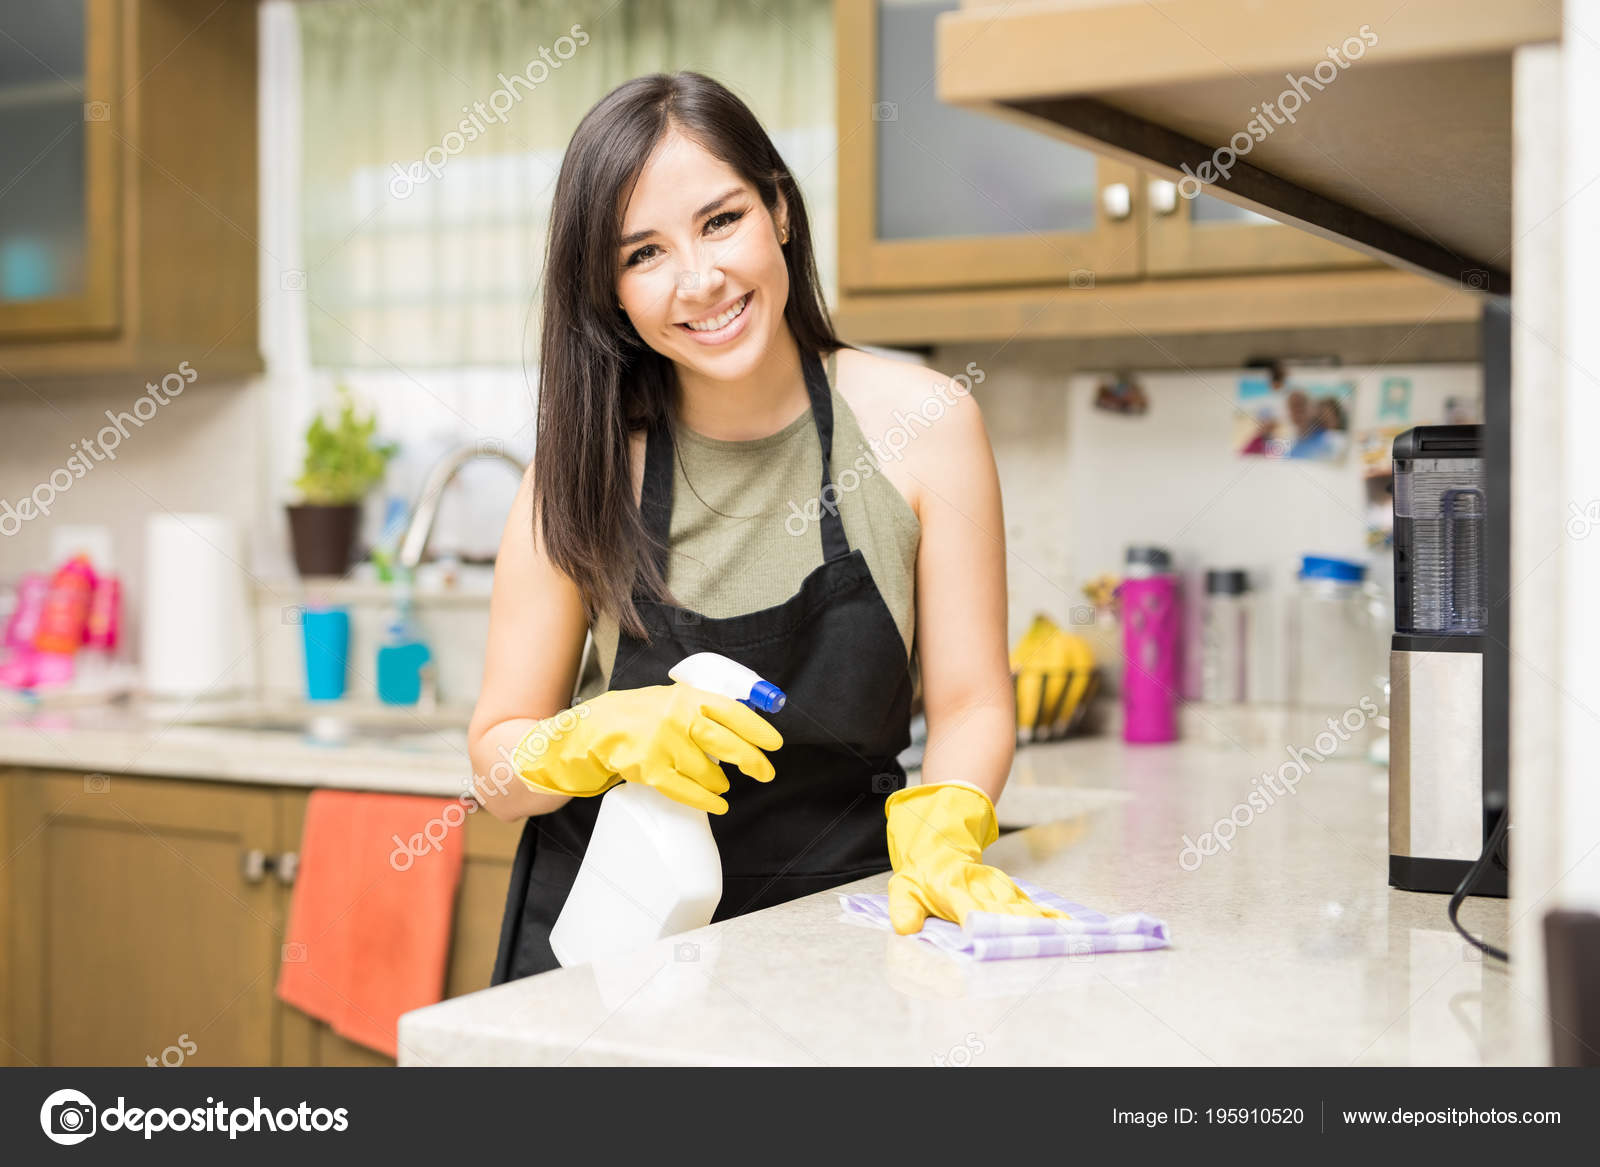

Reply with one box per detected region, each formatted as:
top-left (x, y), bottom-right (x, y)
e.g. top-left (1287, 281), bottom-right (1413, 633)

top-left (547, 652), bottom-right (786, 967)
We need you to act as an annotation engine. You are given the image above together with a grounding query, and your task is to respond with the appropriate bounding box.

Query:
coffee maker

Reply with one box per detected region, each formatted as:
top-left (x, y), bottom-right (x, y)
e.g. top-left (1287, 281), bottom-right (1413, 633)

top-left (1389, 424), bottom-right (1507, 896)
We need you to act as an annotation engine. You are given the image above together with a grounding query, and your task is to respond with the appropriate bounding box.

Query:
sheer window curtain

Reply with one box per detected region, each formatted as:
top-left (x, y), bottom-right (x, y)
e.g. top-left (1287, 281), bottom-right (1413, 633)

top-left (262, 0), bottom-right (837, 562)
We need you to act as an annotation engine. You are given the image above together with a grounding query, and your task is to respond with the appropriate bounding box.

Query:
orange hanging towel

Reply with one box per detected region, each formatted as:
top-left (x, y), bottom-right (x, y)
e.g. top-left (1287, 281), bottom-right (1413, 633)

top-left (276, 789), bottom-right (467, 1059)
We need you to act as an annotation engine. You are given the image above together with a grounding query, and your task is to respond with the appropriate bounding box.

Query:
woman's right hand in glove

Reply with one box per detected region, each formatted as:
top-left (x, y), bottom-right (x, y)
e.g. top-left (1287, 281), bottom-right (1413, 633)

top-left (510, 681), bottom-right (783, 815)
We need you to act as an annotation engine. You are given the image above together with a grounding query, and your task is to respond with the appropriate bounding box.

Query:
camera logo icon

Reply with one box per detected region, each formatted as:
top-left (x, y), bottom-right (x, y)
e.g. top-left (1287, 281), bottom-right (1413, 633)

top-left (40, 1088), bottom-right (96, 1145)
top-left (871, 772), bottom-right (904, 794)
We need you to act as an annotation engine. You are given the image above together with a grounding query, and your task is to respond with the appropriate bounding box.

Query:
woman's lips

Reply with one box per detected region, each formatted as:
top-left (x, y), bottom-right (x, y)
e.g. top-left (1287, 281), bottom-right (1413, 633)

top-left (677, 290), bottom-right (753, 345)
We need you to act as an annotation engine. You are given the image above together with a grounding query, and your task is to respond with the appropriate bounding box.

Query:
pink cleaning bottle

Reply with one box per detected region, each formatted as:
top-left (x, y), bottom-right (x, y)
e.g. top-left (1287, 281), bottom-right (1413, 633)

top-left (1120, 547), bottom-right (1181, 743)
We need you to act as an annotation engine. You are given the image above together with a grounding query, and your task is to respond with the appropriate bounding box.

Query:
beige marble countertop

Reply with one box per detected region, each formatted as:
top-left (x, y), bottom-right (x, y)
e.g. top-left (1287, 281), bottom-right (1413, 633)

top-left (399, 732), bottom-right (1530, 1067)
top-left (0, 693), bottom-right (1106, 826)
top-left (0, 694), bottom-right (479, 797)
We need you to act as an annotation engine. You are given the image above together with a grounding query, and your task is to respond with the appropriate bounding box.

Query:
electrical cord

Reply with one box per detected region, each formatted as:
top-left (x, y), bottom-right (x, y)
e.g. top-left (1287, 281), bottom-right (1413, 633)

top-left (1448, 807), bottom-right (1510, 962)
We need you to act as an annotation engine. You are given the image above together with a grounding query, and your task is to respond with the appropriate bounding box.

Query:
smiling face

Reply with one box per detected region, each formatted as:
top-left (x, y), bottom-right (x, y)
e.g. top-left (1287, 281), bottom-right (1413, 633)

top-left (615, 126), bottom-right (790, 382)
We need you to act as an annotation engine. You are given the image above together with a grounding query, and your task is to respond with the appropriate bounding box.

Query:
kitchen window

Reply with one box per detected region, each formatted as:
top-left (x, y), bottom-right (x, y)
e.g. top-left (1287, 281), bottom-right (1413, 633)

top-left (261, 0), bottom-right (838, 559)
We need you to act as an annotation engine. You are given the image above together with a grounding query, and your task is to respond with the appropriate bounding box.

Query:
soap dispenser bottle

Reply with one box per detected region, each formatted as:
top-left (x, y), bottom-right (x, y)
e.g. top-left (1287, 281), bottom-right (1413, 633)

top-left (376, 579), bottom-right (432, 705)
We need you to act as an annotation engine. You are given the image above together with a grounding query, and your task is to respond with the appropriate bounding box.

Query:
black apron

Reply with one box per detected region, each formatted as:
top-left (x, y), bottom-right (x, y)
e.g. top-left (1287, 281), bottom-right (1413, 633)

top-left (491, 347), bottom-right (914, 983)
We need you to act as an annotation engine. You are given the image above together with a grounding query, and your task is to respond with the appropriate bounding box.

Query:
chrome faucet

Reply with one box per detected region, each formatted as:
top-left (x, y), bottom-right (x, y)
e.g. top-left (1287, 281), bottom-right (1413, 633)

top-left (396, 442), bottom-right (527, 571)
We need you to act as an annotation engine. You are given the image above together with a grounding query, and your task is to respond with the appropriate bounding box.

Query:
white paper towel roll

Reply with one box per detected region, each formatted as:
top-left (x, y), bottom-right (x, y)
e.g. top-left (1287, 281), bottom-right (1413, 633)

top-left (142, 514), bottom-right (253, 698)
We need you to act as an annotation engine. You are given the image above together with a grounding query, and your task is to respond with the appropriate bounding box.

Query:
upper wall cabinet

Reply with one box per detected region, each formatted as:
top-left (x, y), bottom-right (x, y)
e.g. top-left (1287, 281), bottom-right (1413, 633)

top-left (0, 0), bottom-right (260, 381)
top-left (832, 0), bottom-right (1474, 347)
top-left (0, 0), bottom-right (118, 339)
top-left (837, 0), bottom-right (1142, 292)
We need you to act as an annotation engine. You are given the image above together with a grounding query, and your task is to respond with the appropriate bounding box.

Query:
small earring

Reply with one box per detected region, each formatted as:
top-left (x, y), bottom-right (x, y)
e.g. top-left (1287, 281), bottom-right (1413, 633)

top-left (780, 229), bottom-right (789, 244)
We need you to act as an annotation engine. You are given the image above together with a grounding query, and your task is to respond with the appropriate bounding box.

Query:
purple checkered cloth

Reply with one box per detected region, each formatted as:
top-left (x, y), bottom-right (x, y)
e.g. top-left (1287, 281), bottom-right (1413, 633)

top-left (837, 876), bottom-right (1170, 961)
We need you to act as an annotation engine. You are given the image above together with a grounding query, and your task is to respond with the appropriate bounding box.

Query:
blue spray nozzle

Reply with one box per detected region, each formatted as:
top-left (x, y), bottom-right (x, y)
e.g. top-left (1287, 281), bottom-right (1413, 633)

top-left (743, 679), bottom-right (786, 714)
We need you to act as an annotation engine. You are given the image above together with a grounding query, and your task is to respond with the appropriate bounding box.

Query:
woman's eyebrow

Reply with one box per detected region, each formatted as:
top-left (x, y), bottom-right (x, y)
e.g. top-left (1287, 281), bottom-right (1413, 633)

top-left (618, 187), bottom-right (745, 248)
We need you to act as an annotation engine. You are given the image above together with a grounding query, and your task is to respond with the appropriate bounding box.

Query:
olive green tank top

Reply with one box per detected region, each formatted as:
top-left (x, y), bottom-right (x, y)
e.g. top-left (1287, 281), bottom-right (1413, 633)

top-left (574, 349), bottom-right (921, 702)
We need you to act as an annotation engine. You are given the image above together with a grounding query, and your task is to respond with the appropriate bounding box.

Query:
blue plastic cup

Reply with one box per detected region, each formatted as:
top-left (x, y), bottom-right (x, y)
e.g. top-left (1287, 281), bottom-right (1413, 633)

top-left (302, 606), bottom-right (350, 701)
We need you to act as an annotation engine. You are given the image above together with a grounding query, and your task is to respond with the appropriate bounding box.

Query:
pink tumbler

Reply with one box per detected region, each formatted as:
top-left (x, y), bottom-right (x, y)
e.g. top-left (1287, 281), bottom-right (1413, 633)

top-left (1120, 564), bottom-right (1181, 743)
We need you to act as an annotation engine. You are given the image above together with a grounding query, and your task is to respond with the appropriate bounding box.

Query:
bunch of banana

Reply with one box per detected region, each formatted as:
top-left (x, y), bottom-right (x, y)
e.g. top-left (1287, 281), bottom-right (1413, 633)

top-left (1009, 613), bottom-right (1095, 740)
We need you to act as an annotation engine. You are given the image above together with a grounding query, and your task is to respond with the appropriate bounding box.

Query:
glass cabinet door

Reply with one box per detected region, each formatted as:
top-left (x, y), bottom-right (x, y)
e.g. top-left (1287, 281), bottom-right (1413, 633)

top-left (1142, 175), bottom-right (1375, 277)
top-left (838, 0), bottom-right (1141, 293)
top-left (0, 0), bottom-right (119, 339)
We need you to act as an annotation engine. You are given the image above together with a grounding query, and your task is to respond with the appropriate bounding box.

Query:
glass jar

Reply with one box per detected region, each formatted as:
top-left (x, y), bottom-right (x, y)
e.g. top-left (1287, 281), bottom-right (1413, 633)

top-left (1286, 556), bottom-right (1388, 752)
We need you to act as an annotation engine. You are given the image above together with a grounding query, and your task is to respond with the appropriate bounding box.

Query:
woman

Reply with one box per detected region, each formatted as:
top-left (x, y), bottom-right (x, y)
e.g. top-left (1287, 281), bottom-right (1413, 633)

top-left (470, 72), bottom-right (1062, 983)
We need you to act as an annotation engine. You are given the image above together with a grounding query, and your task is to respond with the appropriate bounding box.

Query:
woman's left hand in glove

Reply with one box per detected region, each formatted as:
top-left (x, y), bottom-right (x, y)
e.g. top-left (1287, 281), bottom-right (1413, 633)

top-left (883, 780), bottom-right (1072, 935)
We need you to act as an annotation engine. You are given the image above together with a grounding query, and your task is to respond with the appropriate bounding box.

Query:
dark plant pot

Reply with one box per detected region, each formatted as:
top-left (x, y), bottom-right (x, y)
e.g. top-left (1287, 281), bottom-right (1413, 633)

top-left (286, 503), bottom-right (362, 577)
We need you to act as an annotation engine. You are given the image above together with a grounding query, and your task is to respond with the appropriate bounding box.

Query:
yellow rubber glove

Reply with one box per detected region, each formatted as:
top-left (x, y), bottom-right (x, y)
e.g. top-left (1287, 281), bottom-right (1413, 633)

top-left (511, 681), bottom-right (782, 815)
top-left (884, 780), bottom-right (1072, 934)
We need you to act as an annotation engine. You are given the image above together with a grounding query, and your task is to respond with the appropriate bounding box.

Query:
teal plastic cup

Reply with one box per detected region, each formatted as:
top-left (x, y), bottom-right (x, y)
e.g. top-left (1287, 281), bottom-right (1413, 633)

top-left (302, 606), bottom-right (350, 701)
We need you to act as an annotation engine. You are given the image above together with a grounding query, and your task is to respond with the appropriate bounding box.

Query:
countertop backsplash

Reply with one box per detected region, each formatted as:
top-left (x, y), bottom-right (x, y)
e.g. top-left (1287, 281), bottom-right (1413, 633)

top-left (937, 341), bottom-right (1481, 703)
top-left (251, 576), bottom-right (491, 706)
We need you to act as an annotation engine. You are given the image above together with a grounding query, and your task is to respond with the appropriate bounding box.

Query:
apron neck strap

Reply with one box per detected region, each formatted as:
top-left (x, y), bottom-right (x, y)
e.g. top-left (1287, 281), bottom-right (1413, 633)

top-left (636, 348), bottom-right (851, 594)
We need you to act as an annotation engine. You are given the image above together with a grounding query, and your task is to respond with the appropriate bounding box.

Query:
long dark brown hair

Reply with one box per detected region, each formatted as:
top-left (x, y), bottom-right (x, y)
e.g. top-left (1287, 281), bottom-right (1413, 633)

top-left (533, 71), bottom-right (845, 642)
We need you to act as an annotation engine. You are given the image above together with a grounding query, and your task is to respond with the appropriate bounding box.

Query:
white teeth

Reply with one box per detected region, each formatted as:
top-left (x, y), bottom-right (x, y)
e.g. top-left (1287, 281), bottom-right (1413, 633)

top-left (684, 292), bottom-right (749, 332)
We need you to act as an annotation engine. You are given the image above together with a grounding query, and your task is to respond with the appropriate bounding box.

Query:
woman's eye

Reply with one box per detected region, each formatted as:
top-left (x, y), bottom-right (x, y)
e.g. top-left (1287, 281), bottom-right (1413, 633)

top-left (623, 211), bottom-right (742, 267)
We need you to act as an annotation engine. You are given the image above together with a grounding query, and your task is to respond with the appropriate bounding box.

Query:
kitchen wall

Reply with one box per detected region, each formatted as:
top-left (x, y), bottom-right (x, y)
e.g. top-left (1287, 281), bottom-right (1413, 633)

top-left (0, 366), bottom-right (511, 706)
top-left (0, 372), bottom-right (276, 689)
top-left (944, 340), bottom-right (1481, 702)
top-left (0, 338), bottom-right (1480, 710)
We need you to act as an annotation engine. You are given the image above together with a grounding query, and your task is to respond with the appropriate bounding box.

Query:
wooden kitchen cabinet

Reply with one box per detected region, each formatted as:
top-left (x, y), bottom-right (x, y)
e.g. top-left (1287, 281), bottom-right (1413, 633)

top-left (0, 769), bottom-right (525, 1068)
top-left (833, 0), bottom-right (1471, 345)
top-left (837, 0), bottom-right (1143, 293)
top-left (4, 770), bottom-right (281, 1067)
top-left (0, 0), bottom-right (261, 379)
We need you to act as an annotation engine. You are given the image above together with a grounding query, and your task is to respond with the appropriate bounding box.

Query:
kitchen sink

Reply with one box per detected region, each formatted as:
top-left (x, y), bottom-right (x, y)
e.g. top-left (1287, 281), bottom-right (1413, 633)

top-left (175, 704), bottom-right (470, 753)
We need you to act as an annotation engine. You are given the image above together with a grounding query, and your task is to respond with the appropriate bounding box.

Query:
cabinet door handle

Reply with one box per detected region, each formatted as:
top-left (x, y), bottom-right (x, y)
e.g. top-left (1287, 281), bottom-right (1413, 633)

top-left (1100, 182), bottom-right (1132, 221)
top-left (241, 848), bottom-right (267, 884)
top-left (241, 849), bottom-right (298, 884)
top-left (1148, 179), bottom-right (1180, 215)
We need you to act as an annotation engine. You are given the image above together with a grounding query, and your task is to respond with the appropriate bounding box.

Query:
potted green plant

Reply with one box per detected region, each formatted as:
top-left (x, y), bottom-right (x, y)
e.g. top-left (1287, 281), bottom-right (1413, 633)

top-left (285, 385), bottom-right (398, 577)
